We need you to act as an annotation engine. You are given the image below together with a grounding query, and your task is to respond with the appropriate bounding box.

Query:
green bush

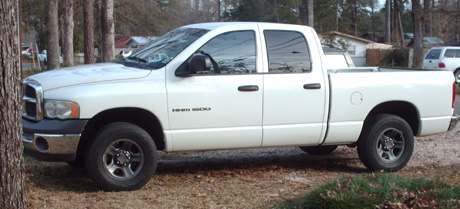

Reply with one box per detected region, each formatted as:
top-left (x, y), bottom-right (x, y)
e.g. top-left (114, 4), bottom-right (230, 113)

top-left (379, 48), bottom-right (409, 67)
top-left (278, 173), bottom-right (460, 209)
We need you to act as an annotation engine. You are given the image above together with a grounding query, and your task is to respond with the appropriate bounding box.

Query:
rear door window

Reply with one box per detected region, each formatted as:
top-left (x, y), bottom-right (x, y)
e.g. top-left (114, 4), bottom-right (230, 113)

top-left (456, 50), bottom-right (460, 57)
top-left (264, 30), bottom-right (311, 73)
top-left (444, 49), bottom-right (456, 58)
top-left (425, 49), bottom-right (441, 59)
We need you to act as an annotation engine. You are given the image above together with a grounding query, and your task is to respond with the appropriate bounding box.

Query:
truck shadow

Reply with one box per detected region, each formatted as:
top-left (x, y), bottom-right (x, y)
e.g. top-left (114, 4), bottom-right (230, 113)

top-left (25, 147), bottom-right (368, 192)
top-left (155, 146), bottom-right (367, 176)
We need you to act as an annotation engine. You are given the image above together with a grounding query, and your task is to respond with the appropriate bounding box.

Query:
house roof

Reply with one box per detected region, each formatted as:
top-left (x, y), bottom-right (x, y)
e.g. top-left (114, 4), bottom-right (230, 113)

top-left (407, 37), bottom-right (445, 48)
top-left (327, 31), bottom-right (374, 44)
top-left (115, 36), bottom-right (132, 48)
top-left (124, 36), bottom-right (156, 46)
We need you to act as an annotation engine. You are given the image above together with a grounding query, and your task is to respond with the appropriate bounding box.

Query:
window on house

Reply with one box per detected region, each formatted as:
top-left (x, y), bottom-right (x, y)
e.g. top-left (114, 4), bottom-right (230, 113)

top-left (347, 45), bottom-right (356, 55)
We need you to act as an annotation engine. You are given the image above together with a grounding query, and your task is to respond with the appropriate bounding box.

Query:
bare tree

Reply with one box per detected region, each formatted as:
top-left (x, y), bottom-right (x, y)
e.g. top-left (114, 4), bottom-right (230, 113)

top-left (84, 0), bottom-right (95, 64)
top-left (423, 0), bottom-right (432, 37)
top-left (0, 1), bottom-right (27, 208)
top-left (300, 0), bottom-right (314, 27)
top-left (62, 0), bottom-right (74, 66)
top-left (45, 0), bottom-right (60, 70)
top-left (100, 0), bottom-right (115, 62)
top-left (385, 0), bottom-right (391, 43)
top-left (412, 0), bottom-right (423, 68)
top-left (392, 0), bottom-right (404, 47)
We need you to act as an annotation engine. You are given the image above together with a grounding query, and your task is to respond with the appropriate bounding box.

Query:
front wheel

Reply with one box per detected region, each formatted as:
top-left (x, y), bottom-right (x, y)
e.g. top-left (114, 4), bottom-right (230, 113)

top-left (85, 122), bottom-right (158, 191)
top-left (357, 114), bottom-right (414, 172)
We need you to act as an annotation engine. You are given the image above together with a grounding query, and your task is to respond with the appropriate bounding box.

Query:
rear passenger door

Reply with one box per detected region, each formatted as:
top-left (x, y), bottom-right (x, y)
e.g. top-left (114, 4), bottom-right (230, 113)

top-left (259, 26), bottom-right (328, 147)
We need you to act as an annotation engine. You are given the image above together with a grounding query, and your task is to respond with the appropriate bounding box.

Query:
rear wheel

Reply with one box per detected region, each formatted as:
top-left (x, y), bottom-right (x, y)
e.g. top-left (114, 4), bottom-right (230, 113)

top-left (357, 114), bottom-right (414, 172)
top-left (85, 122), bottom-right (158, 191)
top-left (454, 69), bottom-right (460, 83)
top-left (299, 145), bottom-right (338, 155)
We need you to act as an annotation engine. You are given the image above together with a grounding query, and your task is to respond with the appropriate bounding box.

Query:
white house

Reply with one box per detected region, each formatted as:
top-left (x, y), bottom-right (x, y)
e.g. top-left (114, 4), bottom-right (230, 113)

top-left (124, 36), bottom-right (156, 50)
top-left (320, 31), bottom-right (392, 67)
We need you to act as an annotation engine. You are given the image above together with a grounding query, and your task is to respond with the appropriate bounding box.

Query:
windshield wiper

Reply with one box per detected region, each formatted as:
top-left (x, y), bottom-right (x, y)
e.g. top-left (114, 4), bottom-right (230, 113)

top-left (127, 56), bottom-right (147, 63)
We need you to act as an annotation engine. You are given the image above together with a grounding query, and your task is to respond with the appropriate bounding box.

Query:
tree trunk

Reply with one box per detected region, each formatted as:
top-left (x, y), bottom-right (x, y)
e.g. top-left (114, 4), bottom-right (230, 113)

top-left (423, 0), bottom-right (432, 37)
top-left (392, 0), bottom-right (401, 47)
top-left (84, 0), bottom-right (95, 64)
top-left (62, 0), bottom-right (74, 66)
top-left (45, 0), bottom-right (60, 70)
top-left (412, 0), bottom-right (423, 68)
top-left (0, 1), bottom-right (27, 208)
top-left (217, 0), bottom-right (221, 21)
top-left (300, 0), bottom-right (314, 27)
top-left (385, 0), bottom-right (391, 43)
top-left (353, 2), bottom-right (358, 36)
top-left (100, 0), bottom-right (115, 62)
top-left (371, 3), bottom-right (375, 42)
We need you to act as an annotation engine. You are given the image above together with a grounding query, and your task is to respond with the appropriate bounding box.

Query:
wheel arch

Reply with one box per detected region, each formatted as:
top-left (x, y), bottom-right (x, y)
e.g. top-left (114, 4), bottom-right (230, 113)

top-left (363, 101), bottom-right (420, 136)
top-left (77, 108), bottom-right (165, 157)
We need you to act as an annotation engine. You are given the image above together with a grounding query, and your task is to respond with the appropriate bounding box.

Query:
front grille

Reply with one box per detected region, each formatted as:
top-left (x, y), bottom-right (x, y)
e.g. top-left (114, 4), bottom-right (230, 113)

top-left (25, 85), bottom-right (36, 98)
top-left (25, 102), bottom-right (37, 117)
top-left (22, 79), bottom-right (43, 121)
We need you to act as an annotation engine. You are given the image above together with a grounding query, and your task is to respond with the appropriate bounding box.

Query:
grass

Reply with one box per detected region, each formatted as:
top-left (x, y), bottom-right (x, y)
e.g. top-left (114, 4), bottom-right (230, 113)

top-left (278, 173), bottom-right (460, 209)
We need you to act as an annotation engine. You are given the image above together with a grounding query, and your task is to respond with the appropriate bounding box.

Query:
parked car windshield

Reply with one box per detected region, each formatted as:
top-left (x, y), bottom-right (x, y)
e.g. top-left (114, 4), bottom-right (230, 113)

top-left (121, 28), bottom-right (209, 69)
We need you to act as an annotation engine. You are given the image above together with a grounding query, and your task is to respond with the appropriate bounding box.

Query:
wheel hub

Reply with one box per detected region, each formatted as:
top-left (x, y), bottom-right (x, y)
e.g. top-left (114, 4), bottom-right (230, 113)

top-left (115, 150), bottom-right (131, 167)
top-left (382, 136), bottom-right (395, 151)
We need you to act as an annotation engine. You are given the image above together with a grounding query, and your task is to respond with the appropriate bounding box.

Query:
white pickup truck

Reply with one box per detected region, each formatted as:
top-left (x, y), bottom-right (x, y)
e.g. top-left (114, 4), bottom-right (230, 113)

top-left (22, 22), bottom-right (459, 191)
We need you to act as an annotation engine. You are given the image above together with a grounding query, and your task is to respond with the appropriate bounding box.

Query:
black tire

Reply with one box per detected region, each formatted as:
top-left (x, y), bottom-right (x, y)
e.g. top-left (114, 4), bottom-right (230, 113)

top-left (357, 114), bottom-right (414, 172)
top-left (299, 145), bottom-right (338, 155)
top-left (85, 122), bottom-right (158, 191)
top-left (454, 69), bottom-right (460, 83)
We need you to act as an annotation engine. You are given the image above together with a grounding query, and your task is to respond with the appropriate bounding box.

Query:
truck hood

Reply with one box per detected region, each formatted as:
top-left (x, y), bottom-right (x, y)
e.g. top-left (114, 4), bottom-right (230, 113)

top-left (27, 63), bottom-right (152, 90)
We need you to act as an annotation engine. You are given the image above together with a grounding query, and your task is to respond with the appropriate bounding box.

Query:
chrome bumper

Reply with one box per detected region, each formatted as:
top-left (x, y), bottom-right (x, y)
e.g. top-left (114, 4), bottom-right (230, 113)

top-left (23, 133), bottom-right (80, 154)
top-left (22, 118), bottom-right (88, 162)
top-left (22, 133), bottom-right (80, 161)
top-left (448, 114), bottom-right (460, 131)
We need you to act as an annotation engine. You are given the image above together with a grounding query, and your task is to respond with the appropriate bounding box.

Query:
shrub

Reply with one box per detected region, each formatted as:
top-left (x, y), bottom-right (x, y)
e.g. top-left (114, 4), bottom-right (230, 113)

top-left (278, 173), bottom-right (460, 209)
top-left (379, 48), bottom-right (409, 67)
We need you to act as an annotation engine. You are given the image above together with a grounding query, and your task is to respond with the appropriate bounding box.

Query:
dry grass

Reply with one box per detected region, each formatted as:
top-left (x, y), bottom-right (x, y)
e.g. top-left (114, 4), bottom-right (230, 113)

top-left (25, 143), bottom-right (460, 208)
top-left (26, 147), bottom-right (366, 208)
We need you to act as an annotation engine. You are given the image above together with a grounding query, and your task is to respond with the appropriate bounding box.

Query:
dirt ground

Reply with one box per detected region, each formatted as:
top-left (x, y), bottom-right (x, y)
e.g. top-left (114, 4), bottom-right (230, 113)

top-left (25, 123), bottom-right (460, 208)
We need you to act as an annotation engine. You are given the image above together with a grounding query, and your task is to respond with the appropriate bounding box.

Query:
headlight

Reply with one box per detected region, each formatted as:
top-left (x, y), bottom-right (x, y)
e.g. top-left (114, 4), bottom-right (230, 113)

top-left (44, 100), bottom-right (80, 119)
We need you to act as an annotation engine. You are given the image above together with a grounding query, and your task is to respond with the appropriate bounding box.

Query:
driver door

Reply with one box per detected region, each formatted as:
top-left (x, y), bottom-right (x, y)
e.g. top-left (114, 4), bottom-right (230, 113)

top-left (166, 29), bottom-right (264, 151)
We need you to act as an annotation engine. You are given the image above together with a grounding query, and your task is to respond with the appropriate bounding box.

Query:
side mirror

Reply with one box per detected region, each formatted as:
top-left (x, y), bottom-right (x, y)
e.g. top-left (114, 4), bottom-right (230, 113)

top-left (175, 54), bottom-right (211, 77)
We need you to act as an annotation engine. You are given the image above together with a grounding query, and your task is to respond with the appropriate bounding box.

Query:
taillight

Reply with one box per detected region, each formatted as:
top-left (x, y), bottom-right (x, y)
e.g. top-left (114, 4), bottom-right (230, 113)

top-left (439, 63), bottom-right (446, 68)
top-left (453, 82), bottom-right (457, 108)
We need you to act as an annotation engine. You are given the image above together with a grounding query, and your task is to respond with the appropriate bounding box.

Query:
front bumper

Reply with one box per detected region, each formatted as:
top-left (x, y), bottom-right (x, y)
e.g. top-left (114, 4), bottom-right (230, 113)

top-left (22, 118), bottom-right (88, 162)
top-left (448, 114), bottom-right (460, 131)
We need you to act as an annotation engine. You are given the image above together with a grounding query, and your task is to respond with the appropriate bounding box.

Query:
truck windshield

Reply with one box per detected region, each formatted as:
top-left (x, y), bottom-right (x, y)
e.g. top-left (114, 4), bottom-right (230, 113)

top-left (122, 28), bottom-right (209, 69)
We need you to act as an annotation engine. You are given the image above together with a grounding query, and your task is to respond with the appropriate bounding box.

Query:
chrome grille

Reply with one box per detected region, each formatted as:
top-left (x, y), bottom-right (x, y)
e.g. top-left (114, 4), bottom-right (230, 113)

top-left (22, 79), bottom-right (44, 121)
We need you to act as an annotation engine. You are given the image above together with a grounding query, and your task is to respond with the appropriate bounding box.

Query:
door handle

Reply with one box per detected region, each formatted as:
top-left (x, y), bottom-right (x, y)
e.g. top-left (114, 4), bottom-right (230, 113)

top-left (303, 83), bottom-right (321, 89)
top-left (238, 85), bottom-right (259, 91)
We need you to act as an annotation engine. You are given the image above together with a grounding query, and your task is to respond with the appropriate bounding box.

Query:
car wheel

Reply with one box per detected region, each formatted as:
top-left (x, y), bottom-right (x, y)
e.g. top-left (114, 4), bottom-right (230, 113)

top-left (299, 145), bottom-right (338, 155)
top-left (85, 122), bottom-right (158, 191)
top-left (454, 69), bottom-right (460, 83)
top-left (357, 114), bottom-right (414, 172)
